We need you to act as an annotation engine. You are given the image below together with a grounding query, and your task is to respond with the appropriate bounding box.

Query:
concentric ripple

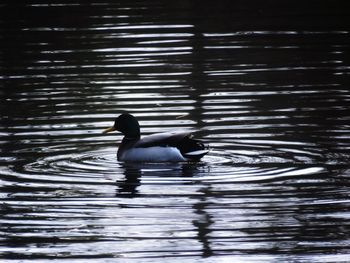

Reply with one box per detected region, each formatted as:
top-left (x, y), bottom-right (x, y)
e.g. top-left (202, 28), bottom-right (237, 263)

top-left (24, 148), bottom-right (119, 177)
top-left (3, 142), bottom-right (329, 187)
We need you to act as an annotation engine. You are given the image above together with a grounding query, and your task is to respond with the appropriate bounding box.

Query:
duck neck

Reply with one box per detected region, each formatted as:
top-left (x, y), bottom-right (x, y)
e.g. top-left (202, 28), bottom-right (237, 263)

top-left (123, 128), bottom-right (140, 140)
top-left (123, 134), bottom-right (140, 140)
top-left (120, 119), bottom-right (140, 139)
top-left (124, 127), bottom-right (141, 140)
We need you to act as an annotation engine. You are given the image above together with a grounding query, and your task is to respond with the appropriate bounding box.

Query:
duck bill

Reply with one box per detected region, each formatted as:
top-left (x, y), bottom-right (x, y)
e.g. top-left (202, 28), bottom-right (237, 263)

top-left (102, 126), bottom-right (116, 134)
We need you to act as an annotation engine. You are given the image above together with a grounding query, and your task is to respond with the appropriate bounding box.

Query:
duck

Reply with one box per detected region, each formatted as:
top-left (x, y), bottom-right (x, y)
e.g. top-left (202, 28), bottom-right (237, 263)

top-left (103, 113), bottom-right (209, 162)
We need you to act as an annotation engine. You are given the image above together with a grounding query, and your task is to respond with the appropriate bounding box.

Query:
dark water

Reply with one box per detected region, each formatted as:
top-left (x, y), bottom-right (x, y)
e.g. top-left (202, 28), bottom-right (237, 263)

top-left (1, 1), bottom-right (350, 262)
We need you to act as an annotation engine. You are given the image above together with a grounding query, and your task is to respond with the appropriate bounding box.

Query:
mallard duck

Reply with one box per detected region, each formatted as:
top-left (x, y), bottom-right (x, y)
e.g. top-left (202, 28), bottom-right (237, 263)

top-left (103, 113), bottom-right (209, 162)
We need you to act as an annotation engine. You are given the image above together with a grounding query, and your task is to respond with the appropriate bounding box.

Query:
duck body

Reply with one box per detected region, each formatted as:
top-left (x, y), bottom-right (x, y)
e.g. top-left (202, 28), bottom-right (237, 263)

top-left (103, 114), bottom-right (209, 162)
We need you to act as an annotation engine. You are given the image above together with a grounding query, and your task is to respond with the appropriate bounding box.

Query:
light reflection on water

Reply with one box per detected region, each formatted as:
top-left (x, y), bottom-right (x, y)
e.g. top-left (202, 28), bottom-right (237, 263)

top-left (1, 1), bottom-right (350, 262)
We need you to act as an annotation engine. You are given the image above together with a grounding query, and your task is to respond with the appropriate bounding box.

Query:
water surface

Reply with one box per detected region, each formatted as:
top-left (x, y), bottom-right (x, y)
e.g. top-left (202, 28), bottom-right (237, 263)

top-left (1, 1), bottom-right (350, 262)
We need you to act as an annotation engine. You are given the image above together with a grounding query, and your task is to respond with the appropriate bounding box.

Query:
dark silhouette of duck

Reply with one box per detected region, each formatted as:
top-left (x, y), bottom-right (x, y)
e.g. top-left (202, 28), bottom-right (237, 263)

top-left (103, 113), bottom-right (209, 162)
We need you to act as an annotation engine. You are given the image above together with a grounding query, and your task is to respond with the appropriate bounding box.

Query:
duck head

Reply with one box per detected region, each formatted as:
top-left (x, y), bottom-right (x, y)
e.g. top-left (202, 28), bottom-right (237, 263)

top-left (103, 113), bottom-right (140, 139)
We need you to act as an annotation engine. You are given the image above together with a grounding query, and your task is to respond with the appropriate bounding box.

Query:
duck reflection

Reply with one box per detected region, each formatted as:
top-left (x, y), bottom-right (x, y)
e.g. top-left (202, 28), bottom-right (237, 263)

top-left (115, 162), bottom-right (202, 197)
top-left (115, 163), bottom-right (142, 197)
top-left (192, 187), bottom-right (214, 257)
top-left (115, 161), bottom-right (214, 256)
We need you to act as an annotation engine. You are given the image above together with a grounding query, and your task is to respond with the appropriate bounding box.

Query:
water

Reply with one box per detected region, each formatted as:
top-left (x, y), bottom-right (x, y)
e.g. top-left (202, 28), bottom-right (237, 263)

top-left (1, 1), bottom-right (350, 262)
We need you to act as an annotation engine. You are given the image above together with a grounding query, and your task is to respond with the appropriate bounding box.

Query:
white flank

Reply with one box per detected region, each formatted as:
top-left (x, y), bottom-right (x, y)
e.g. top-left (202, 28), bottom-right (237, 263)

top-left (120, 146), bottom-right (186, 162)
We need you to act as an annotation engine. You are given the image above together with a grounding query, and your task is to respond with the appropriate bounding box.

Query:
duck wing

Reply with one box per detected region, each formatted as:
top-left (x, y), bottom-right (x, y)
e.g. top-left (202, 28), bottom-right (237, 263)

top-left (134, 131), bottom-right (209, 160)
top-left (134, 131), bottom-right (193, 148)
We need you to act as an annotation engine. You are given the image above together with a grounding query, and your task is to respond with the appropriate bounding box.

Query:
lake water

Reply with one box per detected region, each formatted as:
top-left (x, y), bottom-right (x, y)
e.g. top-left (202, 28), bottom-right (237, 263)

top-left (1, 1), bottom-right (350, 262)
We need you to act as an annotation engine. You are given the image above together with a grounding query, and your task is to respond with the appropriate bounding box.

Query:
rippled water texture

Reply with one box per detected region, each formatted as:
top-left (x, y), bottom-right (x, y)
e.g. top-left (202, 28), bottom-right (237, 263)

top-left (1, 1), bottom-right (350, 262)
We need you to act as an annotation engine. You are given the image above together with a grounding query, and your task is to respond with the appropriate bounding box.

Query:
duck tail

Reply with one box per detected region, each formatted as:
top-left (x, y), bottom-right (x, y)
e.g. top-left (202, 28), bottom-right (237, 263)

top-left (183, 149), bottom-right (209, 160)
top-left (179, 137), bottom-right (209, 160)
